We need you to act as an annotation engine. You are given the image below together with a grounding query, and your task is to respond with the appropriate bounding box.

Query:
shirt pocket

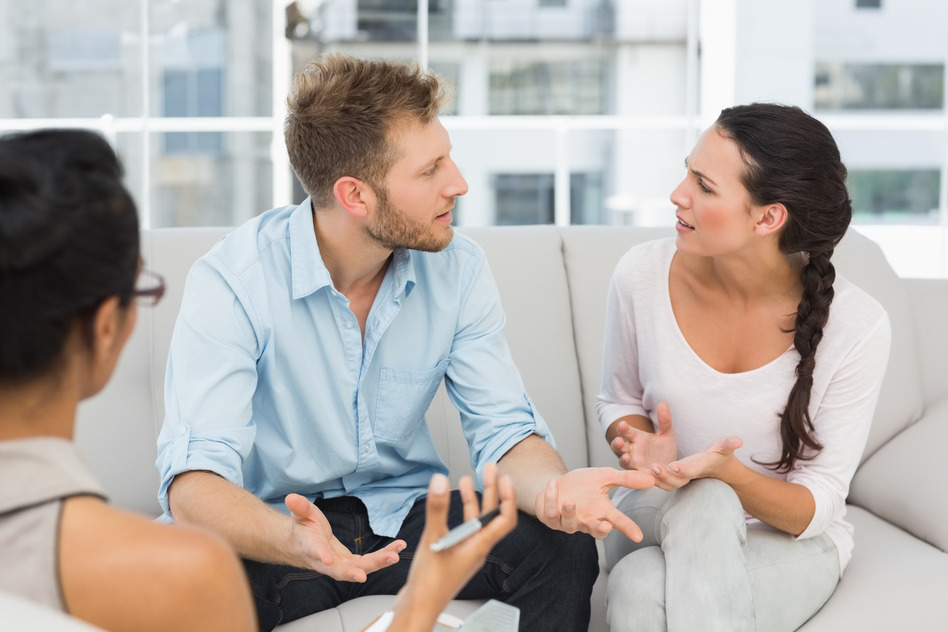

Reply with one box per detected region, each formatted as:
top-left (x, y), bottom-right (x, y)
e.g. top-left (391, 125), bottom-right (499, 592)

top-left (374, 359), bottom-right (449, 442)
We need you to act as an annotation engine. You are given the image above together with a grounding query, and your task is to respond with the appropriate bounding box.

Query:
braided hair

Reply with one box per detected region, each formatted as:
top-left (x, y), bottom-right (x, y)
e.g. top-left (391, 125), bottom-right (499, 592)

top-left (715, 104), bottom-right (852, 472)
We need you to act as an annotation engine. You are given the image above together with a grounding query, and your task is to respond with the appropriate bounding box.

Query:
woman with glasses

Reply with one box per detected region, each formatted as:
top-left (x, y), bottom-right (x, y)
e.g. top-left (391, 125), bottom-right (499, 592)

top-left (0, 128), bottom-right (517, 632)
top-left (0, 128), bottom-right (257, 632)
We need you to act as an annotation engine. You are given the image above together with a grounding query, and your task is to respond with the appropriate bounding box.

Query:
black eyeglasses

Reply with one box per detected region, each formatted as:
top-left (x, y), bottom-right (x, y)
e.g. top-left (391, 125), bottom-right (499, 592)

top-left (133, 268), bottom-right (166, 307)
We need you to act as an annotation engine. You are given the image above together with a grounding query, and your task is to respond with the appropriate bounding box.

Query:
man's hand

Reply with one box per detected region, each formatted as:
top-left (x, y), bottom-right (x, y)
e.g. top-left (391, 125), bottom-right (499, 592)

top-left (609, 402), bottom-right (678, 472)
top-left (534, 467), bottom-right (654, 541)
top-left (284, 493), bottom-right (405, 582)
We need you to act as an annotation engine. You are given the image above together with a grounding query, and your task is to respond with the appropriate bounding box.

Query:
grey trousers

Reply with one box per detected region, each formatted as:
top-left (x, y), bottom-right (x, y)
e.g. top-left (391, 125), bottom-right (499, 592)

top-left (605, 479), bottom-right (839, 632)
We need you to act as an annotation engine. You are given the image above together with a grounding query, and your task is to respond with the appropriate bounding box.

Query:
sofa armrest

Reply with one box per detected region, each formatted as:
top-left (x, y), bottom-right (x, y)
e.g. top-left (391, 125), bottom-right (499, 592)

top-left (849, 397), bottom-right (948, 552)
top-left (905, 278), bottom-right (948, 407)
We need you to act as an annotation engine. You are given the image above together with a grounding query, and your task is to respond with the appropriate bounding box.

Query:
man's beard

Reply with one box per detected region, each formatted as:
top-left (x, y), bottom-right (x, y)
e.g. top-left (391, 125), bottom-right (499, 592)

top-left (365, 186), bottom-right (454, 253)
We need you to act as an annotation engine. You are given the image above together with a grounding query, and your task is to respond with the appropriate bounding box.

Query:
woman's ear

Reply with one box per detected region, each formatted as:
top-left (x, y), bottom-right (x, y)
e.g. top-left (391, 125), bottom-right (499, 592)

top-left (84, 297), bottom-right (135, 396)
top-left (332, 176), bottom-right (375, 219)
top-left (754, 203), bottom-right (788, 236)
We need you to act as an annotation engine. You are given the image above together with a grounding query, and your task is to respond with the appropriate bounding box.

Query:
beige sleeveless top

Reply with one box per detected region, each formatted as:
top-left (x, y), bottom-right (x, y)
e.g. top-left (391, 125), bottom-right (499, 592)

top-left (0, 437), bottom-right (106, 612)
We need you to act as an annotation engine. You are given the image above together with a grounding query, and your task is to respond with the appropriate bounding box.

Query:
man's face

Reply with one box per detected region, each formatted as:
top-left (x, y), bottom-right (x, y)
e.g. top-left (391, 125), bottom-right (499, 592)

top-left (364, 118), bottom-right (468, 252)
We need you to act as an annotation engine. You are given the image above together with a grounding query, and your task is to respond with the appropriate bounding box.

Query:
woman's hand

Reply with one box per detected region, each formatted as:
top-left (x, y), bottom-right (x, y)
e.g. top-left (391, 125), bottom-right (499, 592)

top-left (609, 402), bottom-right (679, 473)
top-left (389, 463), bottom-right (517, 631)
top-left (652, 436), bottom-right (744, 490)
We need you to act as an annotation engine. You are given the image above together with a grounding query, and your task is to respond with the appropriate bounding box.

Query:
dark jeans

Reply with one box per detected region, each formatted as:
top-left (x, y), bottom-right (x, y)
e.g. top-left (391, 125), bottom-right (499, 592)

top-left (243, 493), bottom-right (599, 631)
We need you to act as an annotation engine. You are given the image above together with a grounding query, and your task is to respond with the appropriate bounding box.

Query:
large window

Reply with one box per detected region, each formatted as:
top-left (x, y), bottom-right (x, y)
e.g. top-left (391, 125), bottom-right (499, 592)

top-left (3, 0), bottom-right (948, 276)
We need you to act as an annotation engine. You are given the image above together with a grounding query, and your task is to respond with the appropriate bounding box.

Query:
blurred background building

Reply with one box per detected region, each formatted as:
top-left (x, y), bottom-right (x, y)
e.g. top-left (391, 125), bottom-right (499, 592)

top-left (1, 0), bottom-right (945, 275)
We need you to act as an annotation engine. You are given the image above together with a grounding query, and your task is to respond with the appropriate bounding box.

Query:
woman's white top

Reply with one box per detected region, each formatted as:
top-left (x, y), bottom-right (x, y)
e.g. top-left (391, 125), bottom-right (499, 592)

top-left (596, 238), bottom-right (891, 573)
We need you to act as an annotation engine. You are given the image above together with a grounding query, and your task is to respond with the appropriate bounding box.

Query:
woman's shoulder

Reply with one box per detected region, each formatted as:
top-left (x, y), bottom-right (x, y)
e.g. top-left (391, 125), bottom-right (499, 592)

top-left (830, 274), bottom-right (889, 331)
top-left (58, 498), bottom-right (254, 632)
top-left (614, 237), bottom-right (676, 280)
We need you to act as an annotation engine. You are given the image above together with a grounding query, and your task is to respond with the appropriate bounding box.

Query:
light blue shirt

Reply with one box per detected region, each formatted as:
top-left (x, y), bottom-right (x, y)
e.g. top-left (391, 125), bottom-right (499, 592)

top-left (156, 200), bottom-right (552, 537)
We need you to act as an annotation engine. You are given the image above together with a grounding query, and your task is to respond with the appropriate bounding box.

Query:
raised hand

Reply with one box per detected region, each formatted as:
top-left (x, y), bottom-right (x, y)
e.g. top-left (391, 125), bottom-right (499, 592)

top-left (535, 467), bottom-right (654, 541)
top-left (284, 493), bottom-right (405, 582)
top-left (389, 464), bottom-right (517, 630)
top-left (609, 402), bottom-right (678, 473)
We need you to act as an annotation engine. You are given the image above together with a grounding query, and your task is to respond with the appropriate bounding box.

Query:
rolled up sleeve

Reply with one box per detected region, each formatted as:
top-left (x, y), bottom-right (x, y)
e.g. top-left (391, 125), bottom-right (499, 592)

top-left (156, 256), bottom-right (263, 518)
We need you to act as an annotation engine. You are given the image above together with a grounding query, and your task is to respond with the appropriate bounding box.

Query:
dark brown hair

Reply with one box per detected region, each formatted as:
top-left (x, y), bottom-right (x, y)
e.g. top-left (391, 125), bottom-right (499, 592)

top-left (284, 53), bottom-right (447, 208)
top-left (715, 103), bottom-right (852, 472)
top-left (0, 129), bottom-right (139, 384)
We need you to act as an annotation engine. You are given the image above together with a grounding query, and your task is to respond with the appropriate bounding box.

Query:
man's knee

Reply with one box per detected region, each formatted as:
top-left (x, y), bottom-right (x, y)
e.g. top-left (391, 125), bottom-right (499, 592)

top-left (529, 518), bottom-right (600, 582)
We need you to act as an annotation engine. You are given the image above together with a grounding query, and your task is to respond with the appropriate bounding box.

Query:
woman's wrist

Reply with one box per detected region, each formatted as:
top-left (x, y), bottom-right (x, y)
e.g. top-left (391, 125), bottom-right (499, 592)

top-left (388, 586), bottom-right (445, 632)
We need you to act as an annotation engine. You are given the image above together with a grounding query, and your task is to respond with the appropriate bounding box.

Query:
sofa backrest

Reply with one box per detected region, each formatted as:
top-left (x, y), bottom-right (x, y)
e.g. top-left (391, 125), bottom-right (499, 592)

top-left (74, 224), bottom-right (925, 517)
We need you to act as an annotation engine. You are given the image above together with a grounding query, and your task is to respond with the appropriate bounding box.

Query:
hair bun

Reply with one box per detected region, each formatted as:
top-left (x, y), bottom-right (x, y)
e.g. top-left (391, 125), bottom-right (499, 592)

top-left (0, 156), bottom-right (73, 271)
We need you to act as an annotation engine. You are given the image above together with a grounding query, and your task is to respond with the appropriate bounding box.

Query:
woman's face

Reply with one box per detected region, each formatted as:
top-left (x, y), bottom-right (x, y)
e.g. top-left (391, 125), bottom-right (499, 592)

top-left (670, 125), bottom-right (765, 257)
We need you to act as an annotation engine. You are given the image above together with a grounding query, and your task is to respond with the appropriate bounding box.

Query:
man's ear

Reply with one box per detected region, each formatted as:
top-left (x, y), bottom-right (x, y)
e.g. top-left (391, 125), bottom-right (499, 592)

top-left (332, 176), bottom-right (374, 219)
top-left (754, 203), bottom-right (788, 236)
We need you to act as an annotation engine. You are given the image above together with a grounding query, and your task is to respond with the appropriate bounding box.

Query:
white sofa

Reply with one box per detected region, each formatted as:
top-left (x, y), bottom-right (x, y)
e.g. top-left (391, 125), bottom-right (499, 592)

top-left (8, 225), bottom-right (948, 630)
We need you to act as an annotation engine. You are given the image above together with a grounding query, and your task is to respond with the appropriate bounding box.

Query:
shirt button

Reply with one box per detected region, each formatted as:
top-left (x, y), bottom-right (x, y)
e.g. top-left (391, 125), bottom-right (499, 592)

top-left (345, 322), bottom-right (354, 329)
top-left (362, 444), bottom-right (370, 453)
top-left (178, 427), bottom-right (186, 436)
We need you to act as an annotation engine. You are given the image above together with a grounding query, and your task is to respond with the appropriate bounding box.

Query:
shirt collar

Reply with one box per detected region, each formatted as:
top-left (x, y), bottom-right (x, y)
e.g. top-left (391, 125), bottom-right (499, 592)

top-left (391, 248), bottom-right (416, 300)
top-left (289, 198), bottom-right (333, 299)
top-left (289, 198), bottom-right (417, 300)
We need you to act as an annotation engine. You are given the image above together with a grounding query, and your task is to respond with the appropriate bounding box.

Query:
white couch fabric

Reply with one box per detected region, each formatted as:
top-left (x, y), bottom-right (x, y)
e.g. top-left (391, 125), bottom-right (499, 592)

top-left (8, 225), bottom-right (945, 631)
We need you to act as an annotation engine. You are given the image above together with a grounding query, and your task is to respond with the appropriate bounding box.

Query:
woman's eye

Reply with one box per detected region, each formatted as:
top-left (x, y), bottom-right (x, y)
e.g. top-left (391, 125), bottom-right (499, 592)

top-left (698, 179), bottom-right (711, 194)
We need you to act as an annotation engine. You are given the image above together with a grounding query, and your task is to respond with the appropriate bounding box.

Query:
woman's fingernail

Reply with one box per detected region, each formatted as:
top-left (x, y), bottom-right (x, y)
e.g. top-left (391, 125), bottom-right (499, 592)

top-left (430, 473), bottom-right (449, 494)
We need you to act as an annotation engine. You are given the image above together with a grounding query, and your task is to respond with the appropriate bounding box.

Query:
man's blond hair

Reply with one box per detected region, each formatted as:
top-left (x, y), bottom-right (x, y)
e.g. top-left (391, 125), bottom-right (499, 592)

top-left (284, 53), bottom-right (447, 209)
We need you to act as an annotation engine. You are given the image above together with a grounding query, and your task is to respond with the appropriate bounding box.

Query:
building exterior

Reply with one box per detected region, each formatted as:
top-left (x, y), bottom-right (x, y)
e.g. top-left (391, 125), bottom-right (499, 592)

top-left (1, 0), bottom-right (945, 272)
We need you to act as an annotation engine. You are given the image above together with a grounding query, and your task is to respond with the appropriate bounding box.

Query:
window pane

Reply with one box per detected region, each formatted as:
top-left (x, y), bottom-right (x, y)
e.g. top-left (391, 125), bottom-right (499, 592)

top-left (815, 63), bottom-right (944, 110)
top-left (0, 0), bottom-right (141, 117)
top-left (150, 2), bottom-right (272, 118)
top-left (493, 174), bottom-right (555, 225)
top-left (131, 131), bottom-right (274, 228)
top-left (489, 58), bottom-right (606, 115)
top-left (849, 170), bottom-right (940, 224)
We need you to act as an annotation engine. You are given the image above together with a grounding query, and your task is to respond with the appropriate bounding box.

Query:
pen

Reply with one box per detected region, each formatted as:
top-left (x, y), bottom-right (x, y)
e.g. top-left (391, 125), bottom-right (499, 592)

top-left (430, 507), bottom-right (502, 552)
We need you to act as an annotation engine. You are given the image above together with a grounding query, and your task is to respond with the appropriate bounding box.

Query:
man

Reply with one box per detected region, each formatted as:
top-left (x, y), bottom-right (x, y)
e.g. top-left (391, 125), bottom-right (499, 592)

top-left (157, 53), bottom-right (653, 631)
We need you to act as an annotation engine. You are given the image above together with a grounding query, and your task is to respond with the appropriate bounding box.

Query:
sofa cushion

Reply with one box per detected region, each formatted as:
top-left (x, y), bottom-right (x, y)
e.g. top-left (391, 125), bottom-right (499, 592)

top-left (797, 505), bottom-right (948, 630)
top-left (832, 229), bottom-right (924, 461)
top-left (905, 278), bottom-right (948, 407)
top-left (558, 226), bottom-right (676, 467)
top-left (456, 226), bottom-right (587, 473)
top-left (849, 398), bottom-right (948, 552)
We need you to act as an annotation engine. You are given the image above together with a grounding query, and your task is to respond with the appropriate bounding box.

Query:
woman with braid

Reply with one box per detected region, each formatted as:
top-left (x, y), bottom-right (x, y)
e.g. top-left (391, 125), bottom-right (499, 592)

top-left (597, 103), bottom-right (890, 632)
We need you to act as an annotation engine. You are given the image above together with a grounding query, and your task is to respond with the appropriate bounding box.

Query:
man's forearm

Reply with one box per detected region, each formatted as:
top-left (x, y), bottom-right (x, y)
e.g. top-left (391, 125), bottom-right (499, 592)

top-left (496, 434), bottom-right (567, 515)
top-left (168, 470), bottom-right (299, 566)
